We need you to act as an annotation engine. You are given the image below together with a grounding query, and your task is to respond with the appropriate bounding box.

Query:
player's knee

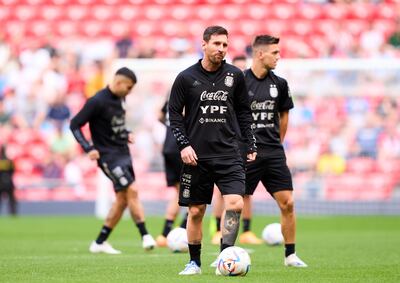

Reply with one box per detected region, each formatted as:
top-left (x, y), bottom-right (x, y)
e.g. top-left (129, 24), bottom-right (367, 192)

top-left (280, 198), bottom-right (294, 214)
top-left (225, 197), bottom-right (243, 212)
top-left (189, 205), bottom-right (205, 220)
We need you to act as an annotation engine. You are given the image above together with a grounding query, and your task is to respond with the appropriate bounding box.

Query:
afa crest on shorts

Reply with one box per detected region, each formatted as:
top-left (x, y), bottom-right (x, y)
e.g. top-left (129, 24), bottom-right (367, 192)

top-left (225, 74), bottom-right (234, 87)
top-left (269, 84), bottom-right (278, 98)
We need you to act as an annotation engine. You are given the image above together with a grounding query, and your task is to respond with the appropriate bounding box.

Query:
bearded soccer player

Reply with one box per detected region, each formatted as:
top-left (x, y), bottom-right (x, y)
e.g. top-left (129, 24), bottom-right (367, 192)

top-left (244, 35), bottom-right (307, 267)
top-left (169, 26), bottom-right (257, 275)
top-left (70, 67), bottom-right (156, 254)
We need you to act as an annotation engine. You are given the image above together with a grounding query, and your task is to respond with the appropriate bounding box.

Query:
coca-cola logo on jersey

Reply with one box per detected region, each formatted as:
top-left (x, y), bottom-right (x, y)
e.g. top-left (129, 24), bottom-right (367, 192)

top-left (200, 90), bottom-right (228, 101)
top-left (250, 100), bottom-right (275, 111)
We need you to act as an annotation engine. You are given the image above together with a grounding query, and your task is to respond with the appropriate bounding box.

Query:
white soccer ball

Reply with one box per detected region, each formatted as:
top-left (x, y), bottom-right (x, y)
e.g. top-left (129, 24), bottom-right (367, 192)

top-left (166, 227), bottom-right (188, 253)
top-left (217, 246), bottom-right (251, 276)
top-left (262, 223), bottom-right (284, 246)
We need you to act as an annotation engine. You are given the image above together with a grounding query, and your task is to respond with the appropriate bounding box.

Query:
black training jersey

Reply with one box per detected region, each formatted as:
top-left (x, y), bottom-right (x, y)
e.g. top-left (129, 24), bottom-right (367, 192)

top-left (169, 60), bottom-right (256, 159)
top-left (70, 86), bottom-right (130, 156)
top-left (161, 101), bottom-right (180, 155)
top-left (244, 69), bottom-right (294, 157)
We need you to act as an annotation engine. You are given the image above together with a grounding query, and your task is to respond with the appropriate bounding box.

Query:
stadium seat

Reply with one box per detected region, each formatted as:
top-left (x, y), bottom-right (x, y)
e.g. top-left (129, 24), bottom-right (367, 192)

top-left (245, 4), bottom-right (269, 20)
top-left (297, 4), bottom-right (322, 20)
top-left (346, 157), bottom-right (376, 174)
top-left (143, 5), bottom-right (166, 21)
top-left (348, 3), bottom-right (375, 20)
top-left (40, 5), bottom-right (63, 21)
top-left (66, 6), bottom-right (88, 21)
top-left (271, 3), bottom-right (296, 20)
top-left (54, 21), bottom-right (78, 37)
top-left (117, 5), bottom-right (140, 21)
top-left (322, 4), bottom-right (349, 20)
top-left (14, 5), bottom-right (38, 21)
top-left (169, 5), bottom-right (194, 20)
top-left (91, 5), bottom-right (114, 21)
top-left (0, 6), bottom-right (11, 21)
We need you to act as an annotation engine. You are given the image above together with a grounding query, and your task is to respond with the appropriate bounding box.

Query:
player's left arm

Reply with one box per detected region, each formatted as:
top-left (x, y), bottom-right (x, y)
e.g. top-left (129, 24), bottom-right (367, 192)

top-left (277, 77), bottom-right (294, 144)
top-left (279, 111), bottom-right (289, 143)
top-left (233, 72), bottom-right (257, 156)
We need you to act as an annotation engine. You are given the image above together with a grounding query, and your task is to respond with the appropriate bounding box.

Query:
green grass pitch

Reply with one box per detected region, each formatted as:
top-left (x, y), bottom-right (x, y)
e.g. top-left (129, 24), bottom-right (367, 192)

top-left (0, 215), bottom-right (399, 283)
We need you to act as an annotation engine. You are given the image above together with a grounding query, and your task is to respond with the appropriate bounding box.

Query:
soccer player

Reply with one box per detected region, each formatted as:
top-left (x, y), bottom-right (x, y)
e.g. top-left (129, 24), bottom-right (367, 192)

top-left (70, 67), bottom-right (156, 254)
top-left (156, 100), bottom-right (188, 247)
top-left (168, 26), bottom-right (257, 275)
top-left (244, 35), bottom-right (307, 267)
top-left (211, 55), bottom-right (263, 246)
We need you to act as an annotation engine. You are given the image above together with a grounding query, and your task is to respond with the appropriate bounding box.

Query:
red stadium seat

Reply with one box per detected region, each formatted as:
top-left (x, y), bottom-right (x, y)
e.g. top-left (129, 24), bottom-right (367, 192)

top-left (348, 3), bottom-right (375, 20)
top-left (0, 6), bottom-right (11, 21)
top-left (143, 5), bottom-right (166, 21)
top-left (169, 5), bottom-right (194, 20)
top-left (29, 20), bottom-right (51, 37)
top-left (14, 5), bottom-right (38, 21)
top-left (66, 5), bottom-right (89, 21)
top-left (91, 5), bottom-right (114, 21)
top-left (54, 21), bottom-right (78, 37)
top-left (245, 4), bottom-right (269, 20)
top-left (221, 4), bottom-right (243, 21)
top-left (117, 5), bottom-right (140, 21)
top-left (40, 5), bottom-right (63, 21)
top-left (297, 4), bottom-right (322, 20)
top-left (322, 4), bottom-right (348, 20)
top-left (375, 3), bottom-right (397, 20)
top-left (271, 3), bottom-right (296, 20)
top-left (346, 157), bottom-right (376, 174)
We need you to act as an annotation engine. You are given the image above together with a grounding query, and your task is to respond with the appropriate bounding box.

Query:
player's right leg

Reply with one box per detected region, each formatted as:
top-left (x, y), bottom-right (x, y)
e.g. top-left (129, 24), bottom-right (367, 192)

top-left (179, 204), bottom-right (206, 275)
top-left (127, 183), bottom-right (156, 250)
top-left (239, 195), bottom-right (262, 244)
top-left (89, 190), bottom-right (127, 254)
top-left (211, 188), bottom-right (223, 245)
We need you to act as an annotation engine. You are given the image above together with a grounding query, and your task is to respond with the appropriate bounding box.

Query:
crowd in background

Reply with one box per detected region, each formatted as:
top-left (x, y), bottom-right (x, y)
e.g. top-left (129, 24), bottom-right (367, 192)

top-left (1, 1), bottom-right (400, 211)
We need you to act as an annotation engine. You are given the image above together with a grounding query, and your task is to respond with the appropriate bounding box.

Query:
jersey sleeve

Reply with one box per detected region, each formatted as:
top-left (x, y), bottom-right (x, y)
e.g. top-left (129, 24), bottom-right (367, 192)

top-left (168, 73), bottom-right (190, 151)
top-left (278, 78), bottom-right (294, 112)
top-left (70, 97), bottom-right (99, 153)
top-left (234, 72), bottom-right (257, 153)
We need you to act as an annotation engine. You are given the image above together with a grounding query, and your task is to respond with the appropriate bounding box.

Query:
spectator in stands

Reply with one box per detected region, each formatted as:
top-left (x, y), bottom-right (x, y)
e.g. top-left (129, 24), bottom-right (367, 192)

top-left (47, 93), bottom-right (71, 130)
top-left (316, 144), bottom-right (346, 175)
top-left (0, 98), bottom-right (12, 125)
top-left (355, 113), bottom-right (382, 159)
top-left (0, 145), bottom-right (17, 215)
top-left (114, 28), bottom-right (135, 58)
top-left (387, 19), bottom-right (400, 49)
top-left (84, 60), bottom-right (105, 98)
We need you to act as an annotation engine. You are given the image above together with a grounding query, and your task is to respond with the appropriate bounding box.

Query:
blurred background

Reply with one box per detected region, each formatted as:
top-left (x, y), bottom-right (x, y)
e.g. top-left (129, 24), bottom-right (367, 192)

top-left (1, 0), bottom-right (400, 216)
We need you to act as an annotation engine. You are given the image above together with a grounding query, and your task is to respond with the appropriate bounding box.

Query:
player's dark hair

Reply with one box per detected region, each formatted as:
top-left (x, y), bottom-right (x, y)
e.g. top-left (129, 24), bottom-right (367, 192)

top-left (115, 67), bottom-right (137, 83)
top-left (203, 26), bottom-right (228, 42)
top-left (252, 35), bottom-right (280, 48)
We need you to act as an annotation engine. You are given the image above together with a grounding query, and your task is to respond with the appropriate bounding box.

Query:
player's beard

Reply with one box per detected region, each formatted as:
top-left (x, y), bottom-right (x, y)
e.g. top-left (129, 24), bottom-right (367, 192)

top-left (210, 52), bottom-right (224, 65)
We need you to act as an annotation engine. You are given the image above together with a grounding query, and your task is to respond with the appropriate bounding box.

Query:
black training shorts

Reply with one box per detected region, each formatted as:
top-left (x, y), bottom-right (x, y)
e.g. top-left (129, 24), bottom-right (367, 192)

top-left (163, 152), bottom-right (183, 187)
top-left (179, 157), bottom-right (245, 207)
top-left (98, 154), bottom-right (135, 192)
top-left (246, 155), bottom-right (293, 196)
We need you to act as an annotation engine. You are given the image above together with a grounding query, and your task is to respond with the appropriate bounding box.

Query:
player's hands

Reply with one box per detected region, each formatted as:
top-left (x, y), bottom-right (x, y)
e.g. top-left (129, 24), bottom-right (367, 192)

top-left (247, 152), bottom-right (257, 162)
top-left (181, 146), bottom-right (198, 166)
top-left (87, 149), bottom-right (100, 160)
top-left (128, 133), bottom-right (135, 144)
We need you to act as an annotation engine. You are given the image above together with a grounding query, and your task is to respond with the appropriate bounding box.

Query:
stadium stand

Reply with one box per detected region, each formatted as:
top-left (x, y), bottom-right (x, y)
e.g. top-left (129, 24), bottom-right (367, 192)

top-left (0, 1), bottom-right (399, 206)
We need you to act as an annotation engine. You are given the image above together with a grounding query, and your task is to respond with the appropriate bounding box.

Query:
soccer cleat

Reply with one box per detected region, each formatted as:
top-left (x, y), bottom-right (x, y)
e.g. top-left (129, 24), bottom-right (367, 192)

top-left (142, 234), bottom-right (156, 250)
top-left (178, 261), bottom-right (202, 275)
top-left (210, 258), bottom-right (218, 268)
top-left (211, 231), bottom-right (222, 245)
top-left (89, 241), bottom-right (121, 254)
top-left (284, 253), bottom-right (308, 267)
top-left (239, 231), bottom-right (263, 245)
top-left (156, 235), bottom-right (167, 247)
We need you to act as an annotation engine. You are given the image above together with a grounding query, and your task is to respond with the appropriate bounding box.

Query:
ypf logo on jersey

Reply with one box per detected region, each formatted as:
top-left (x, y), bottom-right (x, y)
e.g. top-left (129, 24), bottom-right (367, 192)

top-left (225, 73), bottom-right (234, 87)
top-left (270, 84), bottom-right (278, 98)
